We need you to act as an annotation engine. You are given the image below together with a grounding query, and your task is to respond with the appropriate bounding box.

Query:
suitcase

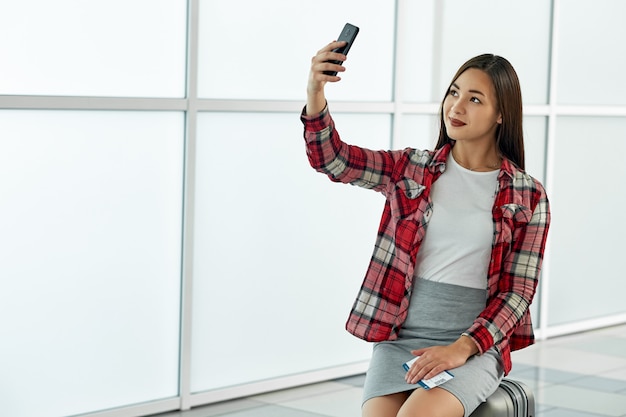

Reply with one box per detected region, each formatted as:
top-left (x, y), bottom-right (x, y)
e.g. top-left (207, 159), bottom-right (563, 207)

top-left (470, 379), bottom-right (535, 417)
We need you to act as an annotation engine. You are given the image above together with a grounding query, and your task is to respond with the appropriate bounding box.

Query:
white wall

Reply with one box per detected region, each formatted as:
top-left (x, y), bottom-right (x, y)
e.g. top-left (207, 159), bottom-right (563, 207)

top-left (1, 0), bottom-right (626, 416)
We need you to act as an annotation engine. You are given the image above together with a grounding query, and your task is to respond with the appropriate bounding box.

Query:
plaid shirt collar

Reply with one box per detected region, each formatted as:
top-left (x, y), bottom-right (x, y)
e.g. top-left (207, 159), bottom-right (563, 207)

top-left (432, 143), bottom-right (519, 180)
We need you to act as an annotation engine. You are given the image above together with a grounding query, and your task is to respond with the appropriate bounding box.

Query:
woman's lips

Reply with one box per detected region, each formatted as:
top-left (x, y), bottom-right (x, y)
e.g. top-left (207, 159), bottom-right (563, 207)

top-left (449, 117), bottom-right (466, 127)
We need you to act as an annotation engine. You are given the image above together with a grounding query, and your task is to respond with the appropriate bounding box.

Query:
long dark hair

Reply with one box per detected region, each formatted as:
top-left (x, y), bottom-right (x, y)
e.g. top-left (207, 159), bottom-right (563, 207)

top-left (435, 54), bottom-right (525, 170)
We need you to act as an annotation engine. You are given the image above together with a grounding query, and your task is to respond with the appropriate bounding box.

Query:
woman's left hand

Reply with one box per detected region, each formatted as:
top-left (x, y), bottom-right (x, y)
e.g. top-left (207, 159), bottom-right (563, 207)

top-left (405, 336), bottom-right (479, 384)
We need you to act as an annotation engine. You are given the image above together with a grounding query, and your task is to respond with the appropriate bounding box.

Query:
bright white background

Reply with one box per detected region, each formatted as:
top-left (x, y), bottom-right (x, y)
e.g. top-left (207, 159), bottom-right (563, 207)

top-left (191, 112), bottom-right (388, 392)
top-left (197, 0), bottom-right (395, 101)
top-left (0, 0), bottom-right (187, 97)
top-left (1, 0), bottom-right (626, 416)
top-left (0, 110), bottom-right (184, 416)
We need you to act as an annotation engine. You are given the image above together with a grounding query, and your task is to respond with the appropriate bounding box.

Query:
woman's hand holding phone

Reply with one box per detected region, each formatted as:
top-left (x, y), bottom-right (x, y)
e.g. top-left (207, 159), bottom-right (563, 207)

top-left (306, 41), bottom-right (347, 115)
top-left (307, 22), bottom-right (359, 115)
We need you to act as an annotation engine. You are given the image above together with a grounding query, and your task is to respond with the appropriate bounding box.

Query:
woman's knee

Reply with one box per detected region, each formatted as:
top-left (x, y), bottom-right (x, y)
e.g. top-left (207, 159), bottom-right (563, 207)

top-left (362, 392), bottom-right (409, 417)
top-left (396, 388), bottom-right (464, 417)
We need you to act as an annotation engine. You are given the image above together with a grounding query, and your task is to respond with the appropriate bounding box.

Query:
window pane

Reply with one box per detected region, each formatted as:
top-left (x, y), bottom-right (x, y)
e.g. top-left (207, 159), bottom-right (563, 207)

top-left (547, 116), bottom-right (626, 326)
top-left (523, 116), bottom-right (547, 183)
top-left (394, 114), bottom-right (439, 151)
top-left (197, 0), bottom-right (395, 101)
top-left (400, 0), bottom-right (551, 105)
top-left (0, 0), bottom-right (187, 97)
top-left (0, 110), bottom-right (184, 417)
top-left (191, 112), bottom-right (389, 392)
top-left (557, 1), bottom-right (626, 105)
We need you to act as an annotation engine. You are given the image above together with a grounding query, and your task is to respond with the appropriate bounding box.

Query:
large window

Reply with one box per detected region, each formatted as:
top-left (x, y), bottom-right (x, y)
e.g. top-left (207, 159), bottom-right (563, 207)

top-left (0, 110), bottom-right (184, 417)
top-left (548, 116), bottom-right (626, 325)
top-left (0, 0), bottom-right (187, 97)
top-left (197, 0), bottom-right (395, 101)
top-left (1, 1), bottom-right (625, 416)
top-left (190, 112), bottom-right (385, 394)
top-left (556, 1), bottom-right (626, 105)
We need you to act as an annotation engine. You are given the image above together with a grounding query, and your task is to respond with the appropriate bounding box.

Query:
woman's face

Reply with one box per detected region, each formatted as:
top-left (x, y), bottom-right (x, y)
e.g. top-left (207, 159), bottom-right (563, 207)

top-left (443, 68), bottom-right (502, 145)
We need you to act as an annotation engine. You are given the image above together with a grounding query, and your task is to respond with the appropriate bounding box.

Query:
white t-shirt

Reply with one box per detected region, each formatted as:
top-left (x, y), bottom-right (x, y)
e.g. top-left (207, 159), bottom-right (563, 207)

top-left (414, 153), bottom-right (499, 289)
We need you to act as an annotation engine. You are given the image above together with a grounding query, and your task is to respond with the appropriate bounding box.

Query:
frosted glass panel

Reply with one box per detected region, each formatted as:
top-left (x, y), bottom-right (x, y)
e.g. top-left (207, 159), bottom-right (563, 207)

top-left (400, 0), bottom-right (551, 104)
top-left (557, 1), bottom-right (626, 105)
top-left (395, 115), bottom-right (439, 151)
top-left (191, 112), bottom-right (390, 392)
top-left (523, 117), bottom-right (547, 183)
top-left (197, 0), bottom-right (395, 101)
top-left (0, 111), bottom-right (184, 417)
top-left (0, 0), bottom-right (187, 97)
top-left (548, 117), bottom-right (626, 326)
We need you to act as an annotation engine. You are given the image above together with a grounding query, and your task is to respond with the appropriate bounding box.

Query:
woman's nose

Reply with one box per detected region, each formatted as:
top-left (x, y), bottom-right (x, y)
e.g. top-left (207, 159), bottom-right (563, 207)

top-left (450, 100), bottom-right (465, 115)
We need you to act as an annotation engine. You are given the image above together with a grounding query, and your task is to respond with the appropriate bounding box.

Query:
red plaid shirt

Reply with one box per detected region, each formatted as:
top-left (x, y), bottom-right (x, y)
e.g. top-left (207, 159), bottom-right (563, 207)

top-left (301, 106), bottom-right (550, 375)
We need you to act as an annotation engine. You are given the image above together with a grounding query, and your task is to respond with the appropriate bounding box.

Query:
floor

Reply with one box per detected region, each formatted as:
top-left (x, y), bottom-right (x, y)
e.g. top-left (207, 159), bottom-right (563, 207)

top-left (157, 324), bottom-right (626, 417)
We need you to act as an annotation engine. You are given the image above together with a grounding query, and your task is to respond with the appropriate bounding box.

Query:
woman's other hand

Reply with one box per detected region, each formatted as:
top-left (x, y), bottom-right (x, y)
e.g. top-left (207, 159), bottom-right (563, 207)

top-left (404, 337), bottom-right (479, 384)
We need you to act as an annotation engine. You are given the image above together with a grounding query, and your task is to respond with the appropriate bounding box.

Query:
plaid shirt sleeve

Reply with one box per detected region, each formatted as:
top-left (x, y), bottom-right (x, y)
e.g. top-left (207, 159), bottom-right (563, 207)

top-left (466, 168), bottom-right (551, 373)
top-left (300, 105), bottom-right (400, 192)
top-left (301, 105), bottom-right (433, 343)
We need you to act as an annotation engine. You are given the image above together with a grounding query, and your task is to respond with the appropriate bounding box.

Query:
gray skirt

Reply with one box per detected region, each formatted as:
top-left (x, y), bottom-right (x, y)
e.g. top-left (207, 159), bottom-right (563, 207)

top-left (363, 278), bottom-right (504, 417)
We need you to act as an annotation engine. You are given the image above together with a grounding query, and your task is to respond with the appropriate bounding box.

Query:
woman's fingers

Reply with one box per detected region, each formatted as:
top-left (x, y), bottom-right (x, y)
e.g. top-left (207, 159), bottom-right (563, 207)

top-left (316, 40), bottom-right (348, 56)
top-left (313, 41), bottom-right (347, 67)
top-left (406, 359), bottom-right (447, 384)
top-left (307, 41), bottom-right (348, 93)
top-left (405, 356), bottom-right (435, 384)
top-left (404, 345), bottom-right (468, 384)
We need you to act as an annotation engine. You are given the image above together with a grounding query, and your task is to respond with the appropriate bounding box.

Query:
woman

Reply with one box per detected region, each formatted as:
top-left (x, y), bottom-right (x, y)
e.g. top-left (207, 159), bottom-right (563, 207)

top-left (301, 41), bottom-right (550, 417)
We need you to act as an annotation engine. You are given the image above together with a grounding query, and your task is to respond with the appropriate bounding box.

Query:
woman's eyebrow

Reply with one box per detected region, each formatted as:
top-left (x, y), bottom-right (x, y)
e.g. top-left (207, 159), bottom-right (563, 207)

top-left (451, 82), bottom-right (485, 96)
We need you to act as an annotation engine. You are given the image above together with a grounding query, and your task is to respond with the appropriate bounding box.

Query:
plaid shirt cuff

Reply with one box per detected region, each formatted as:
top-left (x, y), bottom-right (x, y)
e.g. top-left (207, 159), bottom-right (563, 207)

top-left (466, 324), bottom-right (495, 355)
top-left (300, 104), bottom-right (330, 132)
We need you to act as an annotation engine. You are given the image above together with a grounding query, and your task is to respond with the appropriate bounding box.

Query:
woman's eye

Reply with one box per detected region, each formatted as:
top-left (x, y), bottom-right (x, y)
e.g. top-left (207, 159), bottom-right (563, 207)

top-left (449, 89), bottom-right (458, 97)
top-left (470, 97), bottom-right (481, 104)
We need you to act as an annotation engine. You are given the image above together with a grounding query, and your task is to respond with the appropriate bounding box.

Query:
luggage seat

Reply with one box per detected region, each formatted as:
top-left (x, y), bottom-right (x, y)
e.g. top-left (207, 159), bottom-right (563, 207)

top-left (470, 379), bottom-right (535, 417)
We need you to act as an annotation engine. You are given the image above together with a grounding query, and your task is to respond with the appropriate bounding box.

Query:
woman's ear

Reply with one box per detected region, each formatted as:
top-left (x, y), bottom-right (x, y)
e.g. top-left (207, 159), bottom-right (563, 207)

top-left (497, 114), bottom-right (503, 124)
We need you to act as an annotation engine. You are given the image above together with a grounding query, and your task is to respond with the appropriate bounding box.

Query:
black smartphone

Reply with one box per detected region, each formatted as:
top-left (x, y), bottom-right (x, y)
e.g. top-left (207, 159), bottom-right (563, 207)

top-left (323, 23), bottom-right (359, 76)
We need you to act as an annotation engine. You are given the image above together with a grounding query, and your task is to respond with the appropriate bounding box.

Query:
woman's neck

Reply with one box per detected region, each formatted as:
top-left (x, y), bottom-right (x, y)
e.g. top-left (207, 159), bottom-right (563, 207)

top-left (451, 143), bottom-right (501, 172)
